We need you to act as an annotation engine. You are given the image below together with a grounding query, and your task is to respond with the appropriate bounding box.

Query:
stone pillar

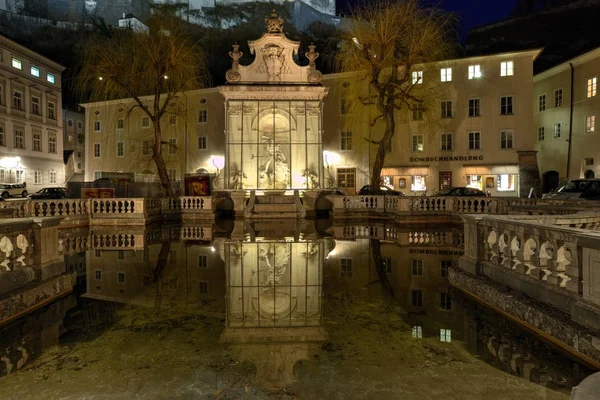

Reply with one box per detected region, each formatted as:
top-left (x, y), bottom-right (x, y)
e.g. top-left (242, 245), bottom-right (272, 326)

top-left (517, 151), bottom-right (541, 198)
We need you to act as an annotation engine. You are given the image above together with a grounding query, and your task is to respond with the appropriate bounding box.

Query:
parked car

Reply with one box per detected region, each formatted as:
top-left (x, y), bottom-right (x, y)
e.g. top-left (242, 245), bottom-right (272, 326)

top-left (358, 184), bottom-right (404, 196)
top-left (29, 187), bottom-right (68, 200)
top-left (542, 179), bottom-right (600, 200)
top-left (0, 183), bottom-right (28, 199)
top-left (437, 187), bottom-right (488, 197)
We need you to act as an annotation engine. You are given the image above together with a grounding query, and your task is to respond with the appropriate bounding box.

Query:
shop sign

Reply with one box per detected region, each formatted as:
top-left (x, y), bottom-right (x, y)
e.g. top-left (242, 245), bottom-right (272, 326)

top-left (409, 249), bottom-right (464, 256)
top-left (185, 175), bottom-right (211, 196)
top-left (409, 155), bottom-right (484, 163)
top-left (82, 188), bottom-right (115, 198)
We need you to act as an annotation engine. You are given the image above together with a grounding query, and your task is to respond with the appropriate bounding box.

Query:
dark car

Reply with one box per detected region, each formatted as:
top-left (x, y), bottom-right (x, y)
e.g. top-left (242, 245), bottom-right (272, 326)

top-left (358, 184), bottom-right (404, 196)
top-left (29, 188), bottom-right (68, 200)
top-left (437, 187), bottom-right (488, 197)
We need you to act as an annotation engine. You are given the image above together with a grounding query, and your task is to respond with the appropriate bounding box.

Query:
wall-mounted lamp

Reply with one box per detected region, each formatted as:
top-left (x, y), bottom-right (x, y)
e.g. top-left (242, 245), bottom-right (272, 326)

top-left (210, 155), bottom-right (225, 174)
top-left (323, 149), bottom-right (329, 170)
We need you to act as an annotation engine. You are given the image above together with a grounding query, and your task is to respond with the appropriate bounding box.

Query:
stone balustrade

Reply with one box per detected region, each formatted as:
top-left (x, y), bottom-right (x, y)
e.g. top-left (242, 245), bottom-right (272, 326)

top-left (332, 223), bottom-right (464, 247)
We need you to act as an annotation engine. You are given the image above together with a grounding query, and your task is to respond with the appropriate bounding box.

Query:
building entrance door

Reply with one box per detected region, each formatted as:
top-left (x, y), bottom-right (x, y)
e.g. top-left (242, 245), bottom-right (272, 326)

top-left (439, 171), bottom-right (452, 190)
top-left (337, 168), bottom-right (356, 195)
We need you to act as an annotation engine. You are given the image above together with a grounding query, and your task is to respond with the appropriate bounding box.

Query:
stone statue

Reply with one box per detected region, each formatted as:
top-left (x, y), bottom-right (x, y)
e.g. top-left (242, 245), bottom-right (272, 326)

top-left (232, 169), bottom-right (247, 189)
top-left (265, 11), bottom-right (284, 33)
top-left (259, 138), bottom-right (290, 189)
top-left (260, 244), bottom-right (290, 286)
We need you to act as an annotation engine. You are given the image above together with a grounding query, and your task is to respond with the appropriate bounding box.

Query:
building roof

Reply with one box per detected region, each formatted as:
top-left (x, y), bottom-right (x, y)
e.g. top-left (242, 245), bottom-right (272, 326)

top-left (534, 46), bottom-right (600, 81)
top-left (0, 33), bottom-right (66, 73)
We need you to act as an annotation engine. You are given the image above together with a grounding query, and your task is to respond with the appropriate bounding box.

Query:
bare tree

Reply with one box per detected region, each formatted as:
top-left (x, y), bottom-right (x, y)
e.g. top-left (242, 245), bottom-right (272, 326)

top-left (77, 12), bottom-right (205, 196)
top-left (337, 0), bottom-right (458, 190)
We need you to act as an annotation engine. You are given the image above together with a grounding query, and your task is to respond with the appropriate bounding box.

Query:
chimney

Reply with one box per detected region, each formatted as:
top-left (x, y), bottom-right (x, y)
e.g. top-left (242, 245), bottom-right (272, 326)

top-left (122, 13), bottom-right (126, 19)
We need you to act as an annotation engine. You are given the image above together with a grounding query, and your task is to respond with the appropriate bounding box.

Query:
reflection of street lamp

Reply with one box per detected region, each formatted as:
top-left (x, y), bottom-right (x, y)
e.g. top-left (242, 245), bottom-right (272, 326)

top-left (323, 149), bottom-right (329, 170)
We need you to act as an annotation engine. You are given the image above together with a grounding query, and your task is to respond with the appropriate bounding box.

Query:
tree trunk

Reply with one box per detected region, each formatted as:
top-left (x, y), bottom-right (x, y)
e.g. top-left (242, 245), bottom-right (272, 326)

top-left (370, 239), bottom-right (394, 299)
top-left (152, 122), bottom-right (174, 197)
top-left (370, 106), bottom-right (396, 189)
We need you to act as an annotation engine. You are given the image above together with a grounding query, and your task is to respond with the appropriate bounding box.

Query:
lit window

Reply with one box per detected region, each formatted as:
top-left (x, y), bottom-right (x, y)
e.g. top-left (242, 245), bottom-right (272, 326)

top-left (466, 175), bottom-right (482, 190)
top-left (440, 329), bottom-right (451, 342)
top-left (411, 176), bottom-right (426, 191)
top-left (553, 123), bottom-right (562, 139)
top-left (30, 65), bottom-right (40, 77)
top-left (440, 260), bottom-right (451, 278)
top-left (412, 290), bottom-right (423, 307)
top-left (47, 101), bottom-right (56, 120)
top-left (117, 141), bottom-right (124, 157)
top-left (117, 118), bottom-right (124, 130)
top-left (143, 140), bottom-right (152, 155)
top-left (500, 130), bottom-right (513, 149)
top-left (34, 170), bottom-right (42, 184)
top-left (411, 134), bottom-right (424, 152)
top-left (441, 101), bottom-right (452, 118)
top-left (94, 143), bottom-right (101, 158)
top-left (412, 326), bottom-right (422, 339)
top-left (118, 272), bottom-right (126, 283)
top-left (141, 116), bottom-right (150, 128)
top-left (11, 57), bottom-right (22, 70)
top-left (500, 96), bottom-right (513, 115)
top-left (412, 70), bottom-right (423, 84)
top-left (538, 94), bottom-right (546, 112)
top-left (586, 115), bottom-right (596, 133)
top-left (341, 131), bottom-right (352, 150)
top-left (440, 292), bottom-right (452, 310)
top-left (538, 126), bottom-right (545, 141)
top-left (0, 126), bottom-right (5, 147)
top-left (33, 132), bottom-right (41, 151)
top-left (440, 133), bottom-right (452, 151)
top-left (168, 138), bottom-right (177, 154)
top-left (468, 65), bottom-right (481, 79)
top-left (468, 98), bottom-right (480, 117)
top-left (587, 77), bottom-right (597, 98)
top-left (49, 171), bottom-right (56, 184)
top-left (468, 131), bottom-right (481, 150)
top-left (197, 136), bottom-right (207, 150)
top-left (198, 109), bottom-right (208, 123)
top-left (341, 258), bottom-right (353, 278)
top-left (440, 67), bottom-right (452, 82)
top-left (48, 135), bottom-right (56, 153)
top-left (500, 61), bottom-right (514, 76)
top-left (497, 174), bottom-right (515, 191)
top-left (411, 259), bottom-right (423, 275)
top-left (94, 120), bottom-right (101, 132)
top-left (94, 171), bottom-right (102, 180)
top-left (46, 73), bottom-right (55, 84)
top-left (198, 255), bottom-right (208, 268)
top-left (15, 170), bottom-right (24, 182)
top-left (554, 89), bottom-right (563, 107)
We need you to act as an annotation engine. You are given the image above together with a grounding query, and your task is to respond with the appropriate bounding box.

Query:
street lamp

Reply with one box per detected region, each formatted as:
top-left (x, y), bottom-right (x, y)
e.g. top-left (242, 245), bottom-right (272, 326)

top-left (323, 149), bottom-right (329, 170)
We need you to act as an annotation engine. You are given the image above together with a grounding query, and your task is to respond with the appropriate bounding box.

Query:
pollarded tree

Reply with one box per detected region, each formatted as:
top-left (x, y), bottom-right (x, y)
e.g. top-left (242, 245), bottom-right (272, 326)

top-left (77, 12), bottom-right (205, 196)
top-left (337, 0), bottom-right (458, 191)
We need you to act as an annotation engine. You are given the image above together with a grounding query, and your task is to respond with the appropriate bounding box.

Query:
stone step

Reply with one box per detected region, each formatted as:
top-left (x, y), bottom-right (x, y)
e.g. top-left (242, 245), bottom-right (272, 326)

top-left (252, 204), bottom-right (298, 213)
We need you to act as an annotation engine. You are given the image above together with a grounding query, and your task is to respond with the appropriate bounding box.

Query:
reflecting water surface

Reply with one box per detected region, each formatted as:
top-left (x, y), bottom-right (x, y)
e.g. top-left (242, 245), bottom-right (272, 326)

top-left (0, 221), bottom-right (594, 399)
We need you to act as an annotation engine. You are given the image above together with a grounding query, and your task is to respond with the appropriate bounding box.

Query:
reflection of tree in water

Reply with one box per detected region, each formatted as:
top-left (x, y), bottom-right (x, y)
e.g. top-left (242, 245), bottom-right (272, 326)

top-left (152, 241), bottom-right (172, 309)
top-left (370, 239), bottom-right (394, 299)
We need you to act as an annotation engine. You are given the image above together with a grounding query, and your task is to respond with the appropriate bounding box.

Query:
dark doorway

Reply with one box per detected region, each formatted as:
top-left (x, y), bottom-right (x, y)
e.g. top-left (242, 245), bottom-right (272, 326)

top-left (439, 171), bottom-right (452, 190)
top-left (585, 169), bottom-right (595, 179)
top-left (542, 170), bottom-right (560, 193)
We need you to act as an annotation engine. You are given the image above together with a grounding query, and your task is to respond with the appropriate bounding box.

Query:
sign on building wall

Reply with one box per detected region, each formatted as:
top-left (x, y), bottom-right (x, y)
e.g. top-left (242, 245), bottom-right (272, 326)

top-left (81, 188), bottom-right (115, 198)
top-left (185, 175), bottom-right (211, 196)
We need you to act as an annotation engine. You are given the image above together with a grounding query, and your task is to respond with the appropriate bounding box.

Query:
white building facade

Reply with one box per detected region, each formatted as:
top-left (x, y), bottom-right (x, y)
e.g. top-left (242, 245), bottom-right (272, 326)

top-left (0, 34), bottom-right (65, 192)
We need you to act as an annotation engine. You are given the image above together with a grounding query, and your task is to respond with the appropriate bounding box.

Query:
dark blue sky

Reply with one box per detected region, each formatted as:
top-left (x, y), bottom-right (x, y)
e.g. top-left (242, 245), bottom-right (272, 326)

top-left (338, 0), bottom-right (518, 38)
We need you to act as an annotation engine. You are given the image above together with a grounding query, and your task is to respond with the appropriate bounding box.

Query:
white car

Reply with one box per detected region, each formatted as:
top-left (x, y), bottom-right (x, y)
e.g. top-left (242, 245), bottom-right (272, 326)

top-left (0, 183), bottom-right (28, 199)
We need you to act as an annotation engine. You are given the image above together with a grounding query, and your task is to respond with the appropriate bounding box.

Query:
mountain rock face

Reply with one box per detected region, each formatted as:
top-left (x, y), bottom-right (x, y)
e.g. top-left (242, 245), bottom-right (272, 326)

top-left (466, 0), bottom-right (600, 73)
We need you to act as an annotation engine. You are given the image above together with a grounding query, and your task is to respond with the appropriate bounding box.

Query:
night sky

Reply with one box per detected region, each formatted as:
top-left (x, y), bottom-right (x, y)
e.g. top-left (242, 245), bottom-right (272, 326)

top-left (337, 0), bottom-right (519, 39)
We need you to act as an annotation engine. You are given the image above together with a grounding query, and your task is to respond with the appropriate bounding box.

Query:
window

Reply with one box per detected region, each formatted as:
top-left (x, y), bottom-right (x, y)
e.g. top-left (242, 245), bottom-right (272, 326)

top-left (49, 170), bottom-right (56, 184)
top-left (411, 134), bottom-right (424, 152)
top-left (468, 98), bottom-right (480, 117)
top-left (77, 151), bottom-right (81, 158)
top-left (117, 142), bottom-right (124, 157)
top-left (585, 158), bottom-right (594, 166)
top-left (15, 170), bottom-right (24, 182)
top-left (48, 135), bottom-right (56, 153)
top-left (198, 110), bottom-right (207, 123)
top-left (117, 119), bottom-right (124, 130)
top-left (341, 131), bottom-right (352, 151)
top-left (68, 120), bottom-right (73, 127)
top-left (586, 115), bottom-right (596, 133)
top-left (412, 326), bottom-right (423, 339)
top-left (440, 260), bottom-right (451, 278)
top-left (497, 174), bottom-right (515, 191)
top-left (440, 292), bottom-right (452, 310)
top-left (441, 101), bottom-right (452, 119)
top-left (412, 290), bottom-right (423, 307)
top-left (440, 329), bottom-right (451, 343)
top-left (0, 126), bottom-right (4, 146)
top-left (538, 94), bottom-right (546, 112)
top-left (46, 73), bottom-right (55, 84)
top-left (68, 134), bottom-right (73, 143)
top-left (118, 251), bottom-right (125, 260)
top-left (500, 96), bottom-right (513, 115)
top-left (167, 169), bottom-right (176, 181)
top-left (500, 61), bottom-right (514, 76)
top-left (77, 163), bottom-right (81, 169)
top-left (340, 97), bottom-right (351, 114)
top-left (94, 270), bottom-right (102, 280)
top-left (47, 101), bottom-right (56, 120)
top-left (587, 77), bottom-right (597, 98)
top-left (440, 133), bottom-right (452, 151)
top-left (468, 65), bottom-right (481, 79)
top-left (30, 65), bottom-right (40, 77)
top-left (77, 121), bottom-right (82, 130)
top-left (118, 272), bottom-right (126, 283)
top-left (412, 70), bottom-right (423, 84)
top-left (14, 128), bottom-right (24, 149)
top-left (199, 281), bottom-right (208, 294)
top-left (197, 136), bottom-right (207, 150)
top-left (31, 96), bottom-right (40, 115)
top-left (168, 138), bottom-right (177, 154)
top-left (0, 169), bottom-right (5, 182)
top-left (94, 171), bottom-right (102, 180)
top-left (554, 89), bottom-right (563, 107)
top-left (411, 259), bottom-right (423, 276)
top-left (411, 176), bottom-right (426, 191)
top-left (34, 170), bottom-right (42, 184)
top-left (169, 115), bottom-right (177, 125)
top-left (94, 143), bottom-right (101, 158)
top-left (141, 116), bottom-right (150, 128)
top-left (341, 258), bottom-right (353, 278)
top-left (538, 126), bottom-right (545, 141)
top-left (553, 123), bottom-right (562, 139)
top-left (412, 107), bottom-right (423, 121)
top-left (0, 84), bottom-right (3, 106)
top-left (94, 121), bottom-right (101, 132)
top-left (440, 67), bottom-right (452, 82)
top-left (12, 90), bottom-right (23, 110)
top-left (33, 132), bottom-right (41, 151)
top-left (198, 255), bottom-right (208, 269)
top-left (11, 57), bottom-right (22, 70)
top-left (143, 140), bottom-right (152, 155)
top-left (468, 131), bottom-right (481, 150)
top-left (466, 175), bottom-right (482, 190)
top-left (382, 257), bottom-right (392, 274)
top-left (500, 130), bottom-right (513, 149)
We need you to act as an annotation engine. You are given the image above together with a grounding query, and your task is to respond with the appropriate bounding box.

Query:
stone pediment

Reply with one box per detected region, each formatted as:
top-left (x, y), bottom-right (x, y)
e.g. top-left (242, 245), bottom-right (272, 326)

top-left (225, 12), bottom-right (322, 85)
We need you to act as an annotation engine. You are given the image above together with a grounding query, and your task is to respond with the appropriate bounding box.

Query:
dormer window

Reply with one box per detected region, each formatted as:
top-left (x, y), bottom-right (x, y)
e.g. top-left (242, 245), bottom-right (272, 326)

top-left (12, 57), bottom-right (22, 70)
